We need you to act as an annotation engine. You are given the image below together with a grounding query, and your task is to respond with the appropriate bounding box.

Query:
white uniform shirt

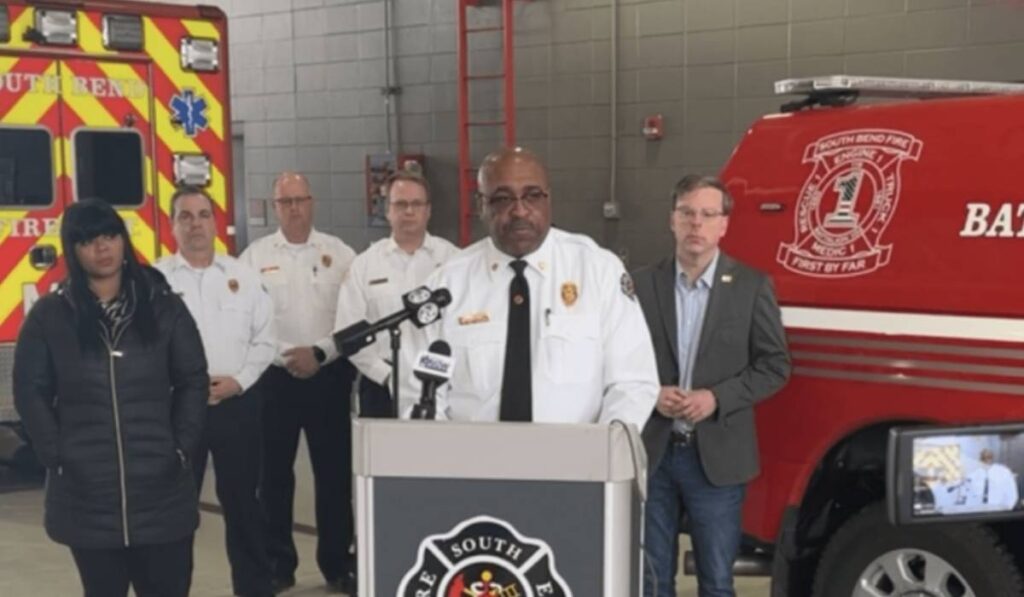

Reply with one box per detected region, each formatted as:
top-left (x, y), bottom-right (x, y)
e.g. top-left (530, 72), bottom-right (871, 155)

top-left (965, 463), bottom-right (1019, 511)
top-left (239, 229), bottom-right (356, 365)
top-left (154, 253), bottom-right (276, 391)
top-left (403, 228), bottom-right (659, 430)
top-left (334, 233), bottom-right (460, 386)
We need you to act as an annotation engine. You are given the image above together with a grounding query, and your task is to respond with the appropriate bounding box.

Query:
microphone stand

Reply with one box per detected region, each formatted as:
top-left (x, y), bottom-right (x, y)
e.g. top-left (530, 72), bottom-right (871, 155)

top-left (389, 326), bottom-right (401, 418)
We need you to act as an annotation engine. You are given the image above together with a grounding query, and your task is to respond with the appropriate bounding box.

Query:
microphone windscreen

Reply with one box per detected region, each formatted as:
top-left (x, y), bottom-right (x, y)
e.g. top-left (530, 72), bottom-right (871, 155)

top-left (432, 287), bottom-right (452, 307)
top-left (428, 339), bottom-right (452, 356)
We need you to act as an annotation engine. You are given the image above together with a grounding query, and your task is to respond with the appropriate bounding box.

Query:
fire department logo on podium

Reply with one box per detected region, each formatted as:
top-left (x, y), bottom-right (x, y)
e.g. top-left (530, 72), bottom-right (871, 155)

top-left (777, 129), bottom-right (923, 278)
top-left (398, 515), bottom-right (572, 596)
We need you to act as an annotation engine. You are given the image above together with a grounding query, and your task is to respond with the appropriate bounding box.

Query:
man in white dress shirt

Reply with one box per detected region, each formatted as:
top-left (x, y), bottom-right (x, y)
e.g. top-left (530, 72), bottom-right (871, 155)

top-left (965, 448), bottom-right (1020, 511)
top-left (334, 170), bottom-right (459, 417)
top-left (405, 147), bottom-right (659, 428)
top-left (155, 186), bottom-right (276, 597)
top-left (239, 172), bottom-right (358, 594)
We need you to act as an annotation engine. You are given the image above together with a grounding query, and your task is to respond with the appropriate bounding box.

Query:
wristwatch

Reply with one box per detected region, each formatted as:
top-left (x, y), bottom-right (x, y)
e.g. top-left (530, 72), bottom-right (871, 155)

top-left (312, 346), bottom-right (327, 364)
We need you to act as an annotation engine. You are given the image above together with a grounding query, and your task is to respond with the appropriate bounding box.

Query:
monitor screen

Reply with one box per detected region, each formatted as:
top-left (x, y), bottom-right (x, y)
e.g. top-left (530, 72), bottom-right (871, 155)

top-left (888, 424), bottom-right (1024, 525)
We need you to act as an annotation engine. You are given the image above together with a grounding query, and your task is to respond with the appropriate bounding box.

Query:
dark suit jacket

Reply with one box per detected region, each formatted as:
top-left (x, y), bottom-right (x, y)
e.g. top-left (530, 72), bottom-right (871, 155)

top-left (633, 252), bottom-right (790, 487)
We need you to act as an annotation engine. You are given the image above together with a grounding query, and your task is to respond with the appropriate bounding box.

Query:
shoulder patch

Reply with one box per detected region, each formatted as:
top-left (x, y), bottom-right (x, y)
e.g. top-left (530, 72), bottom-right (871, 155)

top-left (620, 272), bottom-right (636, 301)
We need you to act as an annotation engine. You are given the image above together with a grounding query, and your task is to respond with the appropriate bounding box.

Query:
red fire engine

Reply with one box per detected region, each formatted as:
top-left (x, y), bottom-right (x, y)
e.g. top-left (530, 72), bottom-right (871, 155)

top-left (721, 75), bottom-right (1024, 596)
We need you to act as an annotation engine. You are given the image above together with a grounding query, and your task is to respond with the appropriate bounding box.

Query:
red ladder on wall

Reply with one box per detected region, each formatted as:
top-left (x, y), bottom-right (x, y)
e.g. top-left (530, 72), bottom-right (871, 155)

top-left (456, 0), bottom-right (517, 246)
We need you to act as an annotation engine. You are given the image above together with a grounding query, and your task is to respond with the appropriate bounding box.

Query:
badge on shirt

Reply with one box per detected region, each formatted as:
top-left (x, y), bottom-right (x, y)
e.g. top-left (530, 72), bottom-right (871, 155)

top-left (321, 254), bottom-right (333, 268)
top-left (228, 278), bottom-right (239, 293)
top-left (260, 266), bottom-right (280, 274)
top-left (561, 281), bottom-right (579, 307)
top-left (620, 272), bottom-right (636, 301)
top-left (369, 277), bottom-right (389, 286)
top-left (458, 311), bottom-right (490, 325)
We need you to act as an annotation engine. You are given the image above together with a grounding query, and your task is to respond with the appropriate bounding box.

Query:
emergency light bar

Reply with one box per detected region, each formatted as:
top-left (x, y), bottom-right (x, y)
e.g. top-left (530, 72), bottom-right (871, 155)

top-left (102, 14), bottom-right (144, 51)
top-left (34, 9), bottom-right (76, 45)
top-left (776, 75), bottom-right (1024, 98)
top-left (0, 6), bottom-right (10, 44)
top-left (180, 37), bottom-right (219, 72)
top-left (173, 154), bottom-right (212, 187)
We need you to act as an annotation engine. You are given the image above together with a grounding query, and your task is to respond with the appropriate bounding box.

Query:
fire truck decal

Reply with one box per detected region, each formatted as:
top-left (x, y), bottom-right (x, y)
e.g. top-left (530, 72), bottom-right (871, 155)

top-left (777, 129), bottom-right (923, 279)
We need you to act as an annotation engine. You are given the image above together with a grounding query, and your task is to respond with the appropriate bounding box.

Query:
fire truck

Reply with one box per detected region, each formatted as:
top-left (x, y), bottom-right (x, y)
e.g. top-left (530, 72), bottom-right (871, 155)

top-left (721, 75), bottom-right (1024, 596)
top-left (0, 0), bottom-right (233, 438)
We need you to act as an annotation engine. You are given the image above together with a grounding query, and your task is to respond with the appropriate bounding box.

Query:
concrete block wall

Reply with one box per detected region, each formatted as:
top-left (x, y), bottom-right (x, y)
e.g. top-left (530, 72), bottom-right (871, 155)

top-left (165, 0), bottom-right (1024, 266)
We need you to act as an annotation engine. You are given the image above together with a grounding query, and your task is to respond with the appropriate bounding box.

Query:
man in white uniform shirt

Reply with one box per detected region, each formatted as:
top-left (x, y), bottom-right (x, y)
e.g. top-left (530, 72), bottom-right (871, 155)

top-left (239, 172), bottom-right (358, 594)
top-left (965, 449), bottom-right (1020, 511)
top-left (155, 186), bottom-right (276, 597)
top-left (335, 170), bottom-right (459, 417)
top-left (405, 147), bottom-right (658, 428)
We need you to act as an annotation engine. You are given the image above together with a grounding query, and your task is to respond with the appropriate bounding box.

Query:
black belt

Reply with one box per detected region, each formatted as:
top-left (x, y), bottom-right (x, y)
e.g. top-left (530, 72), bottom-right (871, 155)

top-left (670, 430), bottom-right (694, 446)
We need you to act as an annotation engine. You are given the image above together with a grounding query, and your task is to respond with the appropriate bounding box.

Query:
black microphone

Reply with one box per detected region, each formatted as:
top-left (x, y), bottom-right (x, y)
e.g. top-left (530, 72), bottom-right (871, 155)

top-left (411, 340), bottom-right (453, 420)
top-left (332, 286), bottom-right (451, 357)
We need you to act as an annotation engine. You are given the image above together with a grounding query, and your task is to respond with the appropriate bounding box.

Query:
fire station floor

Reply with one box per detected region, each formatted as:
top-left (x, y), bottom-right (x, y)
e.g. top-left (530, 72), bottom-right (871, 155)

top-left (0, 430), bottom-right (771, 596)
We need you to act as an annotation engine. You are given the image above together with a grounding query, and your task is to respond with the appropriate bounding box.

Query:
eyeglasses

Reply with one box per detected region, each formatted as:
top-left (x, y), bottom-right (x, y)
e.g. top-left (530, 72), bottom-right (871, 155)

top-left (389, 199), bottom-right (430, 212)
top-left (481, 188), bottom-right (549, 212)
top-left (674, 207), bottom-right (725, 222)
top-left (273, 196), bottom-right (312, 208)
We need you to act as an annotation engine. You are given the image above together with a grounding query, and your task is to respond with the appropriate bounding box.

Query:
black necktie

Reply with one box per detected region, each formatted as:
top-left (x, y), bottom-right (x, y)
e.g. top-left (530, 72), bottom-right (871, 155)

top-left (500, 259), bottom-right (532, 422)
top-left (983, 472), bottom-right (989, 504)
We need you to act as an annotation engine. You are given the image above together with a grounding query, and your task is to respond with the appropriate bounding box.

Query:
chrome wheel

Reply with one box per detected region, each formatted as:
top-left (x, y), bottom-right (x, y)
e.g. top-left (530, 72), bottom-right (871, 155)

top-left (853, 548), bottom-right (975, 597)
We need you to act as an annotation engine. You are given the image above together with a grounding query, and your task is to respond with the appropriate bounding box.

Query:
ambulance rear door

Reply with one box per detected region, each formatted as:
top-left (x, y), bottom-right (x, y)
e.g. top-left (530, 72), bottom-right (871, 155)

top-left (59, 53), bottom-right (159, 266)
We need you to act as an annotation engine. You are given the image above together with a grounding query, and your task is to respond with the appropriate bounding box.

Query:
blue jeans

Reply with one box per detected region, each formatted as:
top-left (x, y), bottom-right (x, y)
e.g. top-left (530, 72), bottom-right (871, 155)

top-left (643, 442), bottom-right (746, 597)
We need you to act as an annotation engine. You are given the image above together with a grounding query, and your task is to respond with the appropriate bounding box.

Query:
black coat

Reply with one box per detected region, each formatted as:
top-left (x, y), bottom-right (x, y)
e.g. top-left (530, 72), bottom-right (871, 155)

top-left (13, 268), bottom-right (209, 549)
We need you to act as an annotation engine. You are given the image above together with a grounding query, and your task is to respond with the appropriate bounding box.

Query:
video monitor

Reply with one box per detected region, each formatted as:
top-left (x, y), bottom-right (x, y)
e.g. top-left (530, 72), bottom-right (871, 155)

top-left (888, 423), bottom-right (1024, 525)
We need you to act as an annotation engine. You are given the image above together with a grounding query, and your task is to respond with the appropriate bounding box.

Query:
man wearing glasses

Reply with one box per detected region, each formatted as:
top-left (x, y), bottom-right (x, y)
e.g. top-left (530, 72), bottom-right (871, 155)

top-left (240, 172), bottom-right (358, 594)
top-left (632, 175), bottom-right (790, 597)
top-left (334, 169), bottom-right (459, 417)
top-left (404, 146), bottom-right (658, 429)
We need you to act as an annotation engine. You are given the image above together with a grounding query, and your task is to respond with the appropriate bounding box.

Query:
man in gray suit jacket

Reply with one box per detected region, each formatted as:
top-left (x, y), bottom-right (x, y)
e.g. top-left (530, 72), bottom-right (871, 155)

top-left (633, 175), bottom-right (790, 597)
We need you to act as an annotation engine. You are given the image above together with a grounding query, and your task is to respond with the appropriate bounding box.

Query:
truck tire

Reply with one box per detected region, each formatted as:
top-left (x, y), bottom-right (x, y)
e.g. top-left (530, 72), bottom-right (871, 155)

top-left (811, 502), bottom-right (1023, 597)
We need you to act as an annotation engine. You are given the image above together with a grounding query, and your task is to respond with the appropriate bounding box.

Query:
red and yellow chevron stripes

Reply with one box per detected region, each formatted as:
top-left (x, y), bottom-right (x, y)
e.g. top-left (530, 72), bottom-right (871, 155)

top-left (0, 4), bottom-right (231, 342)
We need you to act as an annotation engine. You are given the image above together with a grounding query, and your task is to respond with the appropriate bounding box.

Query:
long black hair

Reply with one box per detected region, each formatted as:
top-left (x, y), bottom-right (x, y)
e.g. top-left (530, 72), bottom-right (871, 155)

top-left (60, 199), bottom-right (158, 350)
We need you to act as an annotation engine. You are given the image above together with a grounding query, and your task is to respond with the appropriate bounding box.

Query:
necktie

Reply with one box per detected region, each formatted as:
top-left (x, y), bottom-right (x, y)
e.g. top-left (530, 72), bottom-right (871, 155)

top-left (983, 472), bottom-right (989, 504)
top-left (500, 259), bottom-right (532, 422)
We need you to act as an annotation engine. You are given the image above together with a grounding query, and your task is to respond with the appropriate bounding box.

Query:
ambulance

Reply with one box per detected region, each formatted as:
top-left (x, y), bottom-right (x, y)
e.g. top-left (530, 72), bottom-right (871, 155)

top-left (720, 75), bottom-right (1024, 596)
top-left (0, 1), bottom-right (233, 434)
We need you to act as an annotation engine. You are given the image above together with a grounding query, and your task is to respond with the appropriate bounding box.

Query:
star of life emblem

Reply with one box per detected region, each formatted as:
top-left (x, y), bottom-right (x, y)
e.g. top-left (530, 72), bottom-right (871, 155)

top-left (777, 129), bottom-right (922, 278)
top-left (169, 89), bottom-right (209, 138)
top-left (398, 515), bottom-right (572, 597)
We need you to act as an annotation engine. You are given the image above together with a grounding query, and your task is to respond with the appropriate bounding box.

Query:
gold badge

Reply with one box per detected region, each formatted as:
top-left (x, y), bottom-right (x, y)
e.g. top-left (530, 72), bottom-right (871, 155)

top-left (458, 311), bottom-right (491, 325)
top-left (721, 274), bottom-right (733, 283)
top-left (561, 281), bottom-right (578, 307)
top-left (321, 254), bottom-right (332, 268)
top-left (227, 278), bottom-right (239, 293)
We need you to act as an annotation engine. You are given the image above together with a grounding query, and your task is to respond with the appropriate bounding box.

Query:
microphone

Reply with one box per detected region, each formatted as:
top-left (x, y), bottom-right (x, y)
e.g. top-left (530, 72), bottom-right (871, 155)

top-left (411, 340), bottom-right (453, 420)
top-left (333, 286), bottom-right (452, 357)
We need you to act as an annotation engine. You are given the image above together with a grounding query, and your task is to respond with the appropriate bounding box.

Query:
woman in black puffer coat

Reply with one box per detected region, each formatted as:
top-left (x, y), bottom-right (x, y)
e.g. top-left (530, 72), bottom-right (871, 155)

top-left (13, 199), bottom-right (208, 597)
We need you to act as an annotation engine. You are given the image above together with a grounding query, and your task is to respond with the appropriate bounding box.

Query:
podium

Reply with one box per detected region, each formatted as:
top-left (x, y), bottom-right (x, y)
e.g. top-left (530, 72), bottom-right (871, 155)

top-left (353, 419), bottom-right (647, 596)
